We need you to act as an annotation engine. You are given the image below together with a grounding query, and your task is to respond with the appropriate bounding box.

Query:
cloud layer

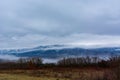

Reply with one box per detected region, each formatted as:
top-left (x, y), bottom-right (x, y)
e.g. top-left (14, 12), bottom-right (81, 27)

top-left (1, 34), bottom-right (120, 49)
top-left (0, 0), bottom-right (120, 49)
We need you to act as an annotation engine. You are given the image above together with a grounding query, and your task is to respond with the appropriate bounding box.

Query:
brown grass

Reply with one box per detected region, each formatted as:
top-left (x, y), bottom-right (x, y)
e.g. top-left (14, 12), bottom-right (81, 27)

top-left (0, 68), bottom-right (110, 80)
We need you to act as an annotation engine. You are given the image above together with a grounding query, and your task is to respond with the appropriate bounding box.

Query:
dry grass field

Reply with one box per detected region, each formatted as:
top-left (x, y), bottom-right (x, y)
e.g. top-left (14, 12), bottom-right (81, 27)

top-left (0, 56), bottom-right (119, 80)
top-left (0, 68), bottom-right (109, 80)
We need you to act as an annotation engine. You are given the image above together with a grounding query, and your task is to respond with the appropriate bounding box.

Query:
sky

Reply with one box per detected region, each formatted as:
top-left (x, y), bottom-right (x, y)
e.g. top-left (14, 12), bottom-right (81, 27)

top-left (1, 0), bottom-right (120, 49)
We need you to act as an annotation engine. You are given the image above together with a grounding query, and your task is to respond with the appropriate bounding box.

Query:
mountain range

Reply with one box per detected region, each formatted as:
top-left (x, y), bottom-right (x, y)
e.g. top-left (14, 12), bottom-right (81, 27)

top-left (0, 45), bottom-right (120, 60)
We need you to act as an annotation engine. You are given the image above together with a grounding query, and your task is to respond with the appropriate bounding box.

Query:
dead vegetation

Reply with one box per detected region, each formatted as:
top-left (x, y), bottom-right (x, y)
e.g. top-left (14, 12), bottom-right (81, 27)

top-left (0, 56), bottom-right (119, 80)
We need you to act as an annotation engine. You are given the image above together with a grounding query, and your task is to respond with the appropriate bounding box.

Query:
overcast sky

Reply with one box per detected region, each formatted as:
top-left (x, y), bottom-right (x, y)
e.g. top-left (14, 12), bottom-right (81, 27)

top-left (1, 0), bottom-right (120, 49)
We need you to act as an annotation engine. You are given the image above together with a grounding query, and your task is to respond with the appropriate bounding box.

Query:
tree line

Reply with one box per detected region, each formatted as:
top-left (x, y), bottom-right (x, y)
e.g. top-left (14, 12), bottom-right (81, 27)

top-left (0, 56), bottom-right (119, 69)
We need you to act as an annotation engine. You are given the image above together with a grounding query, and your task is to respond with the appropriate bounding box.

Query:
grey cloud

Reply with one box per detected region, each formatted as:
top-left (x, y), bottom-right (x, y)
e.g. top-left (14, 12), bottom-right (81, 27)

top-left (1, 34), bottom-right (120, 49)
top-left (0, 0), bottom-right (120, 48)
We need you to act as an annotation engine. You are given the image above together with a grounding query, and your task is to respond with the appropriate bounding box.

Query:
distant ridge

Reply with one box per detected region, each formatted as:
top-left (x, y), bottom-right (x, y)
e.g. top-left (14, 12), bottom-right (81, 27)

top-left (0, 45), bottom-right (120, 59)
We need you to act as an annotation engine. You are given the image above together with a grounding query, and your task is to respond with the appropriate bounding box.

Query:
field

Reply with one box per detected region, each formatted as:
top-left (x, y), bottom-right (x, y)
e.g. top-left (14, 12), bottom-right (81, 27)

top-left (0, 56), bottom-right (119, 80)
top-left (0, 68), bottom-right (110, 80)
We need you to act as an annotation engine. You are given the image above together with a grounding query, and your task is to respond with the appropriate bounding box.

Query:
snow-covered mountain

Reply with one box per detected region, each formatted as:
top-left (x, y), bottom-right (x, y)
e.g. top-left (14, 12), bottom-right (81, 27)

top-left (0, 45), bottom-right (120, 60)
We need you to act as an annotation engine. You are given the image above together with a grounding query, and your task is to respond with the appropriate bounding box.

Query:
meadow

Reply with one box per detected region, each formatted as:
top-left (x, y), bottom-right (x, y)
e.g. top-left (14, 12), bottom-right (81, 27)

top-left (0, 68), bottom-right (108, 80)
top-left (0, 56), bottom-right (119, 80)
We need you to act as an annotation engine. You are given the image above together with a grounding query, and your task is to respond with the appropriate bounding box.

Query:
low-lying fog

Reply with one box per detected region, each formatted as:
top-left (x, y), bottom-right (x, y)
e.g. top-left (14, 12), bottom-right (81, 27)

top-left (0, 54), bottom-right (60, 63)
top-left (0, 54), bottom-right (111, 63)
